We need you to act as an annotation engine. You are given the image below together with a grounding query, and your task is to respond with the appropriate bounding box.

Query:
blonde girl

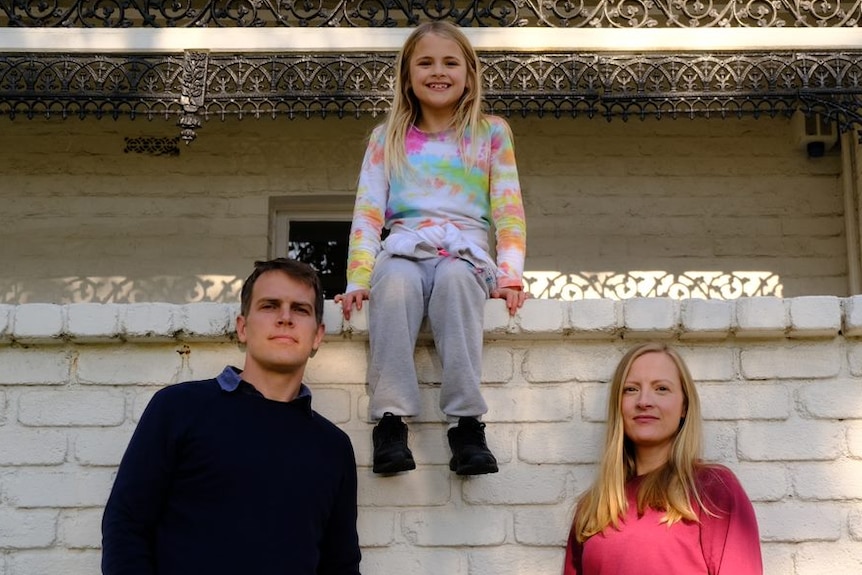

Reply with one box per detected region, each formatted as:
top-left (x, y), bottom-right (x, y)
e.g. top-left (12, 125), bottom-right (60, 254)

top-left (336, 22), bottom-right (527, 476)
top-left (565, 342), bottom-right (762, 574)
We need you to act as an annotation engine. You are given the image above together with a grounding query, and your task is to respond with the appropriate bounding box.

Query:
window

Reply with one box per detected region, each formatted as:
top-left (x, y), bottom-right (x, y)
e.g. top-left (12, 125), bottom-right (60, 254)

top-left (269, 195), bottom-right (355, 299)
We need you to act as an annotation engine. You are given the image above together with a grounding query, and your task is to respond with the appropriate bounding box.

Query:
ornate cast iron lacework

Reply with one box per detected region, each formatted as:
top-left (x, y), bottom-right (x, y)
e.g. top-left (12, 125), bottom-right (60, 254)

top-left (1, 51), bottom-right (860, 142)
top-left (0, 0), bottom-right (860, 27)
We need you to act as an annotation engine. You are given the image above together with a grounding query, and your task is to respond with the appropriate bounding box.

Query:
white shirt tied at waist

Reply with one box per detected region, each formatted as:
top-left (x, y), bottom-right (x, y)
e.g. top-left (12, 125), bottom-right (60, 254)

top-left (382, 223), bottom-right (497, 273)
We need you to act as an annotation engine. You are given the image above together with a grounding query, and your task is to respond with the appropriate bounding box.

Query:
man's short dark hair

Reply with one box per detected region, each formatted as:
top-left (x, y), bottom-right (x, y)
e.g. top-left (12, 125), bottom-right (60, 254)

top-left (240, 258), bottom-right (324, 325)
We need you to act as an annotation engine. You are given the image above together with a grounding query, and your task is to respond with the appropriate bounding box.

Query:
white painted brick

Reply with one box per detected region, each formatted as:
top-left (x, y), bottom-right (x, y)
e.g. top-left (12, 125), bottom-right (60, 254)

top-left (483, 299), bottom-right (515, 335)
top-left (513, 505), bottom-right (572, 546)
top-left (698, 383), bottom-right (791, 420)
top-left (517, 299), bottom-right (565, 335)
top-left (75, 347), bottom-right (181, 385)
top-left (357, 469), bottom-right (451, 507)
top-left (524, 344), bottom-right (620, 383)
top-left (480, 345), bottom-right (516, 384)
top-left (795, 542), bottom-right (862, 575)
top-left (740, 344), bottom-right (841, 379)
top-left (622, 298), bottom-right (677, 337)
top-left (0, 509), bottom-right (57, 548)
top-left (322, 299), bottom-right (347, 336)
top-left (851, 508), bottom-right (862, 541)
top-left (18, 390), bottom-right (125, 427)
top-left (482, 386), bottom-right (574, 423)
top-left (0, 304), bottom-right (11, 340)
top-left (304, 342), bottom-right (368, 385)
top-left (568, 299), bottom-right (618, 337)
top-left (402, 508), bottom-right (508, 546)
top-left (340, 300), bottom-right (369, 336)
top-left (59, 508), bottom-right (103, 549)
top-left (360, 549), bottom-right (465, 575)
top-left (732, 463), bottom-right (790, 502)
top-left (792, 461), bottom-right (862, 500)
top-left (799, 379), bottom-right (862, 419)
top-left (680, 299), bottom-right (732, 339)
top-left (0, 391), bottom-right (6, 424)
top-left (843, 295), bottom-right (862, 337)
top-left (0, 349), bottom-right (70, 385)
top-left (518, 422), bottom-right (604, 464)
top-left (702, 421), bottom-right (739, 463)
top-left (183, 345), bottom-right (245, 381)
top-left (12, 304), bottom-right (64, 342)
top-left (738, 420), bottom-right (843, 461)
top-left (581, 383), bottom-right (610, 422)
top-left (4, 470), bottom-right (115, 507)
top-left (849, 422), bottom-right (862, 458)
top-left (757, 502), bottom-right (843, 542)
top-left (132, 388), bottom-right (160, 422)
top-left (681, 346), bottom-right (736, 382)
top-left (309, 388), bottom-right (351, 424)
top-left (357, 509), bottom-right (396, 547)
top-left (849, 342), bottom-right (862, 376)
top-left (762, 543), bottom-right (796, 575)
top-left (121, 303), bottom-right (178, 340)
top-left (8, 550), bottom-right (101, 575)
top-left (467, 546), bottom-right (565, 575)
top-left (788, 296), bottom-right (841, 337)
top-left (66, 303), bottom-right (120, 341)
top-left (73, 427), bottom-right (134, 466)
top-left (177, 303), bottom-right (234, 339)
top-left (462, 466), bottom-right (569, 505)
top-left (0, 428), bottom-right (67, 465)
top-left (735, 297), bottom-right (787, 338)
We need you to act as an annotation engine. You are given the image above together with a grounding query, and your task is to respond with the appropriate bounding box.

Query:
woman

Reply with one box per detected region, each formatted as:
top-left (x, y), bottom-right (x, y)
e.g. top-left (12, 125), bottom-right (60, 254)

top-left (564, 343), bottom-right (763, 575)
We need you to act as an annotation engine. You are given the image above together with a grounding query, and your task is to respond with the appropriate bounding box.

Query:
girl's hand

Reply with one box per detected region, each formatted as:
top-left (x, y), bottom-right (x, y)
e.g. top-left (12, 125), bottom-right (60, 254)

top-left (491, 287), bottom-right (528, 317)
top-left (334, 289), bottom-right (370, 320)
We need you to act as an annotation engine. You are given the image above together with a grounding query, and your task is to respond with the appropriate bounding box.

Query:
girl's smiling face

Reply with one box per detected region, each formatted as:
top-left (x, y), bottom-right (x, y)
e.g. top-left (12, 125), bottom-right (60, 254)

top-left (621, 351), bottom-right (687, 464)
top-left (408, 32), bottom-right (468, 122)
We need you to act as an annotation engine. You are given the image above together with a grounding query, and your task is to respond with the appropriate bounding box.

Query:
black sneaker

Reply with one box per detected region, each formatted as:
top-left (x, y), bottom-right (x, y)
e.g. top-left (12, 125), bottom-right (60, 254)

top-left (447, 417), bottom-right (499, 476)
top-left (372, 412), bottom-right (416, 474)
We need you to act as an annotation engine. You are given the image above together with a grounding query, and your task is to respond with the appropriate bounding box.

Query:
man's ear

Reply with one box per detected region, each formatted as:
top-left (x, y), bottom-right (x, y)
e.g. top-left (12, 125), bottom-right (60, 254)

top-left (310, 323), bottom-right (325, 357)
top-left (236, 314), bottom-right (247, 344)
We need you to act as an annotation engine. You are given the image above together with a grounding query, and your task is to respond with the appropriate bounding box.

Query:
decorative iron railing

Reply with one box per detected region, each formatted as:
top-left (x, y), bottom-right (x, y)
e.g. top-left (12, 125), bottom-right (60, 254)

top-left (1, 50), bottom-right (860, 141)
top-left (0, 0), bottom-right (859, 28)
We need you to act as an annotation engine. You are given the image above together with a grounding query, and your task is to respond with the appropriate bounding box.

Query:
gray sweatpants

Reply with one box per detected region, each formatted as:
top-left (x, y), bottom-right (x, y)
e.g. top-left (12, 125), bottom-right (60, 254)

top-left (367, 251), bottom-right (490, 420)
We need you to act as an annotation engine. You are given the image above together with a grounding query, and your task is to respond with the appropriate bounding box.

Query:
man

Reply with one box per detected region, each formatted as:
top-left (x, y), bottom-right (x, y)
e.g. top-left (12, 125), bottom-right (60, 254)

top-left (101, 258), bottom-right (361, 575)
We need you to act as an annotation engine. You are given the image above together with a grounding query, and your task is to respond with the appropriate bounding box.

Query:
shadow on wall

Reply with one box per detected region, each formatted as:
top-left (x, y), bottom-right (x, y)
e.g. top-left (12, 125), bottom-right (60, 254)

top-left (0, 270), bottom-right (782, 304)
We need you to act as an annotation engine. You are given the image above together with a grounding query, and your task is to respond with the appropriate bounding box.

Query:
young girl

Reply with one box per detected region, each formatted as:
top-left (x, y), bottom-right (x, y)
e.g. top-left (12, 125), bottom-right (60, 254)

top-left (335, 21), bottom-right (527, 475)
top-left (564, 343), bottom-right (763, 574)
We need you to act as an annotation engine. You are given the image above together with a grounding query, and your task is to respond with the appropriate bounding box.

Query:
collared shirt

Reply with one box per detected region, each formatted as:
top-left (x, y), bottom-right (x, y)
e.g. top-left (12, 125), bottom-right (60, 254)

top-left (215, 365), bottom-right (313, 415)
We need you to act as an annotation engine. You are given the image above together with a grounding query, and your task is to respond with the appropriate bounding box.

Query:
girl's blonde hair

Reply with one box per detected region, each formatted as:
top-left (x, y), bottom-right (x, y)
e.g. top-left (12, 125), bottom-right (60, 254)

top-left (383, 21), bottom-right (485, 178)
top-left (573, 342), bottom-right (709, 543)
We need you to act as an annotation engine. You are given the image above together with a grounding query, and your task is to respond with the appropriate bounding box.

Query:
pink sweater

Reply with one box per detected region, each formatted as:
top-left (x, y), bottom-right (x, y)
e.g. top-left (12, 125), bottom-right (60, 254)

top-left (564, 466), bottom-right (762, 575)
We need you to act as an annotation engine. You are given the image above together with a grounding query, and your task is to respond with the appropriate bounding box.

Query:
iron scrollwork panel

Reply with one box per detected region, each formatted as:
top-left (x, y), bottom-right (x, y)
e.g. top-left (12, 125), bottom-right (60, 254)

top-left (0, 0), bottom-right (861, 27)
top-left (1, 51), bottom-right (861, 139)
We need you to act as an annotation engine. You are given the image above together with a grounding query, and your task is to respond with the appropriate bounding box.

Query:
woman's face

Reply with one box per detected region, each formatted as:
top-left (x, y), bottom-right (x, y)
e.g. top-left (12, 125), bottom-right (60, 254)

top-left (621, 352), bottom-right (687, 459)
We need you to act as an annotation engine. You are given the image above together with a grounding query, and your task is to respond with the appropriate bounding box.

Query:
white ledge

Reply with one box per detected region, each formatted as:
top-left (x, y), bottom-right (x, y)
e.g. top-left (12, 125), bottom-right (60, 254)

top-left (0, 296), bottom-right (857, 345)
top-left (1, 28), bottom-right (861, 53)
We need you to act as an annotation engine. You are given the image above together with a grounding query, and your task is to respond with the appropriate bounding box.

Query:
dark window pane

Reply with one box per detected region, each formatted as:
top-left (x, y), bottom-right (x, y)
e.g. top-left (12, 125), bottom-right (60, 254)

top-left (288, 221), bottom-right (350, 299)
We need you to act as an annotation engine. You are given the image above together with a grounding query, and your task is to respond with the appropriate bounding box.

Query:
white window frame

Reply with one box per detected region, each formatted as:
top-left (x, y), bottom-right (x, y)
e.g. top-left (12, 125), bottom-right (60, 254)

top-left (268, 194), bottom-right (355, 259)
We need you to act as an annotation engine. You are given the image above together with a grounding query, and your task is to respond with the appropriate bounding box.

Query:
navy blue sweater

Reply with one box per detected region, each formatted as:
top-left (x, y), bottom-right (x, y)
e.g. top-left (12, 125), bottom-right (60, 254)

top-left (101, 370), bottom-right (360, 575)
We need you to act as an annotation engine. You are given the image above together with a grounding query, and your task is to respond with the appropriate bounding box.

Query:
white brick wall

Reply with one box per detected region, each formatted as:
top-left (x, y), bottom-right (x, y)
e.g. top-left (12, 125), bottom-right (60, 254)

top-left (0, 115), bottom-right (847, 304)
top-left (0, 299), bottom-right (860, 574)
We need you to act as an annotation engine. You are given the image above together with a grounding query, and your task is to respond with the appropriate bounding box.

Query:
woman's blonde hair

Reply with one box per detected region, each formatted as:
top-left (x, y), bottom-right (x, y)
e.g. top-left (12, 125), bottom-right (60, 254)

top-left (573, 342), bottom-right (708, 543)
top-left (383, 21), bottom-right (485, 178)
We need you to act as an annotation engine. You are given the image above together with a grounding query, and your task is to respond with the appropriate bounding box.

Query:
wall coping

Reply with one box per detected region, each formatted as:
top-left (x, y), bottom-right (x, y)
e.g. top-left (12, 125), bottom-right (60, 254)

top-left (0, 296), bottom-right (860, 345)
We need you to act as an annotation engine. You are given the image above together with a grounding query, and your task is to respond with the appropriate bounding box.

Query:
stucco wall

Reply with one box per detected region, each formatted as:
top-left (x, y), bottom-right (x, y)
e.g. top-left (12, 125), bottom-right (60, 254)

top-left (0, 114), bottom-right (847, 303)
top-left (1, 298), bottom-right (861, 574)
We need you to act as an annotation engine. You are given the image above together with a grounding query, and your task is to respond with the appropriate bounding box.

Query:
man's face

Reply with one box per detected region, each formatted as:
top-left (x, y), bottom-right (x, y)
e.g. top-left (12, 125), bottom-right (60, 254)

top-left (236, 270), bottom-right (324, 376)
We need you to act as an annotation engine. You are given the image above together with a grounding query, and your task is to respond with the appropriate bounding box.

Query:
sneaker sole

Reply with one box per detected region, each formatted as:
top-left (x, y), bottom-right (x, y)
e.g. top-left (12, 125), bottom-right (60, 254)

top-left (451, 462), bottom-right (499, 476)
top-left (373, 458), bottom-right (417, 475)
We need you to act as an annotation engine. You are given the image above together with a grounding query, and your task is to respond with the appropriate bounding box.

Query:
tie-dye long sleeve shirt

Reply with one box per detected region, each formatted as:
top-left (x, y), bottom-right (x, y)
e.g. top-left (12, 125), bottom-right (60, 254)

top-left (346, 115), bottom-right (526, 292)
